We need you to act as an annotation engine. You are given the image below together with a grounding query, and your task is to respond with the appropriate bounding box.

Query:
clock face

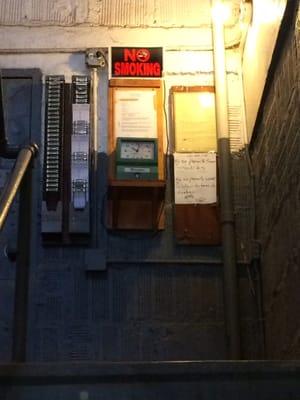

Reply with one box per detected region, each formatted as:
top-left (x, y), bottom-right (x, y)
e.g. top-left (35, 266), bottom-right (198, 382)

top-left (120, 141), bottom-right (155, 160)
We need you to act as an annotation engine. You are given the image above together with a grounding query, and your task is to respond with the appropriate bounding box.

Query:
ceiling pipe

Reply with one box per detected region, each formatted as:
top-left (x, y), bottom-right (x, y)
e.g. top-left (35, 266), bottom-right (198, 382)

top-left (211, 0), bottom-right (241, 359)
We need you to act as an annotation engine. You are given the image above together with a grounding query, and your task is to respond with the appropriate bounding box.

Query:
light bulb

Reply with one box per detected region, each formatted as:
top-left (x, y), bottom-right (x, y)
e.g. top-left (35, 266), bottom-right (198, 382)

top-left (211, 1), bottom-right (232, 23)
top-left (198, 92), bottom-right (214, 108)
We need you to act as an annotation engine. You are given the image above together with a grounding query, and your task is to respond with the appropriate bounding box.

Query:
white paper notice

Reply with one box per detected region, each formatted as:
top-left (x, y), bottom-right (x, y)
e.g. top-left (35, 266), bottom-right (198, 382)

top-left (174, 153), bottom-right (217, 204)
top-left (114, 89), bottom-right (157, 138)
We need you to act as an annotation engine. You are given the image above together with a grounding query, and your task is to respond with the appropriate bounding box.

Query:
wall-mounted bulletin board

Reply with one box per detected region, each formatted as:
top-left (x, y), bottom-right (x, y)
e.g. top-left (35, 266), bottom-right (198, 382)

top-left (171, 86), bottom-right (220, 245)
top-left (172, 86), bottom-right (217, 153)
top-left (107, 79), bottom-right (166, 230)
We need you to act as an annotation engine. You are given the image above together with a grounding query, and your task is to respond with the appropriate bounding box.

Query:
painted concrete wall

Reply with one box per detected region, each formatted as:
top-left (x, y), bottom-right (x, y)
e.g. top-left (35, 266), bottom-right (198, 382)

top-left (0, 1), bottom-right (261, 362)
top-left (250, 1), bottom-right (300, 359)
top-left (0, 0), bottom-right (244, 30)
top-left (0, 0), bottom-right (214, 27)
top-left (0, 0), bottom-right (288, 143)
top-left (242, 0), bottom-right (287, 140)
top-left (0, 0), bottom-right (246, 149)
top-left (0, 49), bottom-right (246, 153)
top-left (0, 68), bottom-right (261, 362)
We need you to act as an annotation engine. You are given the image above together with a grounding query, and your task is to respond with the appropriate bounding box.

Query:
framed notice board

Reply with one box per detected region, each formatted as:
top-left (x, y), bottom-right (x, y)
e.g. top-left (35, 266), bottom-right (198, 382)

top-left (108, 79), bottom-right (164, 180)
top-left (171, 86), bottom-right (220, 245)
top-left (171, 86), bottom-right (217, 153)
top-left (107, 79), bottom-right (166, 230)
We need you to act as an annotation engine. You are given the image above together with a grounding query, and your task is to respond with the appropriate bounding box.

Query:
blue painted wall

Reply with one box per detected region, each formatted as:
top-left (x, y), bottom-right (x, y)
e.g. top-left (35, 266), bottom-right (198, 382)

top-left (0, 69), bottom-right (261, 363)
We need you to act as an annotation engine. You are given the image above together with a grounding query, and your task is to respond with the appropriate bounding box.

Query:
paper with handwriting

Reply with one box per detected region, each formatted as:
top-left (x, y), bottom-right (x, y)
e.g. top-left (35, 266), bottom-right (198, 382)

top-left (174, 153), bottom-right (217, 204)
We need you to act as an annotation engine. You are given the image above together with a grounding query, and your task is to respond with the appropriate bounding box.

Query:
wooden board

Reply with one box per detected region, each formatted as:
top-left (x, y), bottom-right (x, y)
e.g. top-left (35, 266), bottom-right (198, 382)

top-left (107, 180), bottom-right (166, 230)
top-left (108, 79), bottom-right (164, 180)
top-left (170, 86), bottom-right (220, 245)
top-left (174, 204), bottom-right (221, 245)
top-left (171, 86), bottom-right (217, 153)
top-left (107, 80), bottom-right (165, 230)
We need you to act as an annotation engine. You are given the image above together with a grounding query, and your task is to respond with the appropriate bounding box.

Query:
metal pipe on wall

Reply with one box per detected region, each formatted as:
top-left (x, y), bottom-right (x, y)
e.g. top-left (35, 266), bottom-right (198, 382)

top-left (85, 50), bottom-right (107, 252)
top-left (211, 0), bottom-right (241, 359)
top-left (91, 67), bottom-right (99, 246)
top-left (0, 143), bottom-right (38, 361)
top-left (12, 163), bottom-right (34, 362)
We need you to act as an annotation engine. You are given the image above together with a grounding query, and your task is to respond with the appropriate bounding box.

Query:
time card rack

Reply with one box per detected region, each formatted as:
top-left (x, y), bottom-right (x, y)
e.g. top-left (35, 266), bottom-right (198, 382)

top-left (42, 75), bottom-right (91, 244)
top-left (42, 75), bottom-right (64, 235)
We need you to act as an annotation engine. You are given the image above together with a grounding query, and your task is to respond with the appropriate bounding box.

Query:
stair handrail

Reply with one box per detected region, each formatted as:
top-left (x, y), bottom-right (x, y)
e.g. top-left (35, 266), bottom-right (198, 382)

top-left (0, 143), bottom-right (38, 232)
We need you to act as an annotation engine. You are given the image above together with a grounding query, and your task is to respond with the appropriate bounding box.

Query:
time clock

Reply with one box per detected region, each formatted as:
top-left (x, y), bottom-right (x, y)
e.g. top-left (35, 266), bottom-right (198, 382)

top-left (116, 137), bottom-right (158, 180)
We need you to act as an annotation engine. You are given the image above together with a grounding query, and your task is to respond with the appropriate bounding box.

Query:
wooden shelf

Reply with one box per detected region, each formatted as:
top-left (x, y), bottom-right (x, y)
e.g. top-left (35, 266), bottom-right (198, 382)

top-left (107, 180), bottom-right (166, 230)
top-left (174, 204), bottom-right (221, 245)
top-left (109, 179), bottom-right (166, 188)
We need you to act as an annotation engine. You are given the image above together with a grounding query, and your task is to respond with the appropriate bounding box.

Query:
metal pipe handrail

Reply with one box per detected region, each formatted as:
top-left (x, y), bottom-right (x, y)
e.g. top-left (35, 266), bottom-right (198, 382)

top-left (0, 143), bottom-right (38, 232)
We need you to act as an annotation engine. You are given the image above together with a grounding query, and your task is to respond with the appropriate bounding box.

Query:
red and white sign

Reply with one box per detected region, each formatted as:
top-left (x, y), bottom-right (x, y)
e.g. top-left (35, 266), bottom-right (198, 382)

top-left (111, 47), bottom-right (163, 78)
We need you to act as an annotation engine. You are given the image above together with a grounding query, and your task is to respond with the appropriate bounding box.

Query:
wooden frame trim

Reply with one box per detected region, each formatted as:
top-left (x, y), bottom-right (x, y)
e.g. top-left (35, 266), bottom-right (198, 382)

top-left (109, 79), bottom-right (161, 88)
top-left (170, 85), bottom-right (215, 93)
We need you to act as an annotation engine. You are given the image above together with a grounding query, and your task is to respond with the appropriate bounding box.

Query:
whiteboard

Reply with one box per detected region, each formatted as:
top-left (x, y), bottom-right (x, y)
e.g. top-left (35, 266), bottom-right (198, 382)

top-left (174, 152), bottom-right (217, 204)
top-left (114, 88), bottom-right (157, 138)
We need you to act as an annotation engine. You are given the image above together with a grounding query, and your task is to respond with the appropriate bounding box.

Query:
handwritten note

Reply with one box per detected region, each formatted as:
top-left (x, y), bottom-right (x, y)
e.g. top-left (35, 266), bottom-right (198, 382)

top-left (174, 153), bottom-right (217, 204)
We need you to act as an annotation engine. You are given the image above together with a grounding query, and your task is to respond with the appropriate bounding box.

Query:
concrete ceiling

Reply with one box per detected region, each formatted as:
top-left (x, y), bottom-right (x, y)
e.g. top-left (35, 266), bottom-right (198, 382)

top-left (0, 0), bottom-right (251, 50)
top-left (0, 0), bottom-right (244, 28)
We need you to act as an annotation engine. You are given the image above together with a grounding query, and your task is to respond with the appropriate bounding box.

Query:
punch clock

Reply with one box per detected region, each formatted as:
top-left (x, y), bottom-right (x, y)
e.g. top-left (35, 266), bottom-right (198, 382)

top-left (116, 137), bottom-right (158, 180)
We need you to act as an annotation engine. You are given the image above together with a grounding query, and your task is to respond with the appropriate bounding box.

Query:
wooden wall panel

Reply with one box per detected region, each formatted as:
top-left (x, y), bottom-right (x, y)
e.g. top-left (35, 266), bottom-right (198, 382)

top-left (174, 204), bottom-right (220, 245)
